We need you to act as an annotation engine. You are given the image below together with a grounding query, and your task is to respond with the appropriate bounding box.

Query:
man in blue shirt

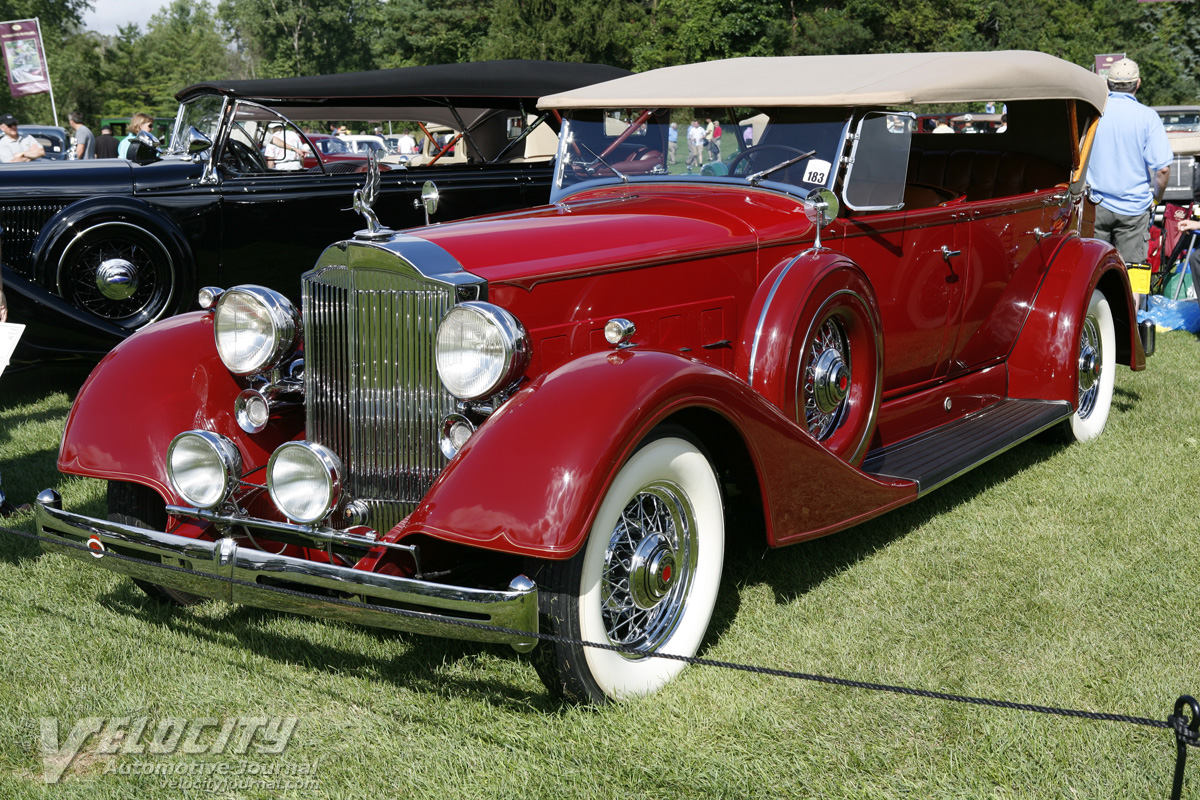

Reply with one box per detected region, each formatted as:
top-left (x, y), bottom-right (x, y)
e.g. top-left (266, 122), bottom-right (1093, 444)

top-left (667, 122), bottom-right (678, 166)
top-left (1086, 57), bottom-right (1174, 308)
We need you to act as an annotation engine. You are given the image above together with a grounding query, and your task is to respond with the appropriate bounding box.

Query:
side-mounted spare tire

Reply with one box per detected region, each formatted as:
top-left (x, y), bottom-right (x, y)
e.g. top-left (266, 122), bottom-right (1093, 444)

top-left (54, 221), bottom-right (181, 331)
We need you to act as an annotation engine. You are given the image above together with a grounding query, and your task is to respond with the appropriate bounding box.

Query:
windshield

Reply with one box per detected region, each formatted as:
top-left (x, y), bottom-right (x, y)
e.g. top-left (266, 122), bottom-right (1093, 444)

top-left (552, 108), bottom-right (851, 201)
top-left (168, 95), bottom-right (225, 155)
top-left (1160, 111), bottom-right (1200, 133)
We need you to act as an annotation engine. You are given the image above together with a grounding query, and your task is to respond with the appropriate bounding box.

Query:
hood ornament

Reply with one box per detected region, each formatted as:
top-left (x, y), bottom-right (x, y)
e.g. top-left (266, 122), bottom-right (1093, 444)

top-left (350, 151), bottom-right (395, 240)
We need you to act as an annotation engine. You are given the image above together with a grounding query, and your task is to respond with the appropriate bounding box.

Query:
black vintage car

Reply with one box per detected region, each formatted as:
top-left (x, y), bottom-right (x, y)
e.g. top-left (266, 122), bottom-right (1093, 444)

top-left (0, 60), bottom-right (628, 360)
top-left (20, 124), bottom-right (72, 160)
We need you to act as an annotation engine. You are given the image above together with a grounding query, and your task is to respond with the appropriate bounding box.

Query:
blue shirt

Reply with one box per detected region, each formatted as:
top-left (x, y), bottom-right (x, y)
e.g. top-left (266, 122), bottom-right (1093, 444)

top-left (1086, 91), bottom-right (1174, 216)
top-left (668, 126), bottom-right (678, 143)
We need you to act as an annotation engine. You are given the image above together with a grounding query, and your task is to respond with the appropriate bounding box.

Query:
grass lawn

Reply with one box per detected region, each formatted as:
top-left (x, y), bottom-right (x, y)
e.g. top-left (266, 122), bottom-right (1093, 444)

top-left (1, 332), bottom-right (1198, 799)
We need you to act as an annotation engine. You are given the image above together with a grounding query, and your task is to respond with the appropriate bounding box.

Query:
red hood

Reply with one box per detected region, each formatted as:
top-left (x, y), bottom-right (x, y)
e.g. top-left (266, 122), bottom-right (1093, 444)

top-left (410, 183), bottom-right (815, 287)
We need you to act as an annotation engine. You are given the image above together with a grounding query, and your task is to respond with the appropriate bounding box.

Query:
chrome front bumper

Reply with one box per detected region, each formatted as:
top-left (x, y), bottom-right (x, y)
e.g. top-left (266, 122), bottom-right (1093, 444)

top-left (34, 492), bottom-right (539, 651)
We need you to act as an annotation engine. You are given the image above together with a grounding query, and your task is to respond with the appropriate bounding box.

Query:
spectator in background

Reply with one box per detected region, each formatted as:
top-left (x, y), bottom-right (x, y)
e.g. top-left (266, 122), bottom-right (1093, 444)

top-left (709, 120), bottom-right (722, 162)
top-left (264, 125), bottom-right (305, 170)
top-left (0, 114), bottom-right (44, 162)
top-left (667, 122), bottom-right (678, 165)
top-left (397, 129), bottom-right (417, 155)
top-left (686, 120), bottom-right (704, 171)
top-left (1086, 57), bottom-right (1173, 309)
top-left (67, 111), bottom-right (94, 159)
top-left (95, 126), bottom-right (118, 158)
top-left (117, 113), bottom-right (155, 159)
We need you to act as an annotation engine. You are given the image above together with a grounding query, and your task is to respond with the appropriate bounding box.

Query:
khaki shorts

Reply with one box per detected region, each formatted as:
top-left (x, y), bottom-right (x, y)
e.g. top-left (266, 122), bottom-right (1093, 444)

top-left (1094, 205), bottom-right (1151, 265)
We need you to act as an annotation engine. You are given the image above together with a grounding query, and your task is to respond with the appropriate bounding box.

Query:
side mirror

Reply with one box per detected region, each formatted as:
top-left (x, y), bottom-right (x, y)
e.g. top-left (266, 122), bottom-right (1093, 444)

top-left (805, 188), bottom-right (840, 250)
top-left (418, 181), bottom-right (440, 224)
top-left (185, 126), bottom-right (212, 156)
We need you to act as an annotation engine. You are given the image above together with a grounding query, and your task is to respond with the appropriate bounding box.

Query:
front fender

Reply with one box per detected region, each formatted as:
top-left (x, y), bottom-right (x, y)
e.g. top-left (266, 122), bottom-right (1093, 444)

top-left (57, 311), bottom-right (301, 502)
top-left (396, 349), bottom-right (915, 559)
top-left (1008, 236), bottom-right (1144, 404)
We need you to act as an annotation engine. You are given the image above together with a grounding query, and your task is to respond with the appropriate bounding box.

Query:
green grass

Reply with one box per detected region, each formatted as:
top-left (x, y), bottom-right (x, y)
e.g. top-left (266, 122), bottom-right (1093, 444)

top-left (1, 335), bottom-right (1199, 799)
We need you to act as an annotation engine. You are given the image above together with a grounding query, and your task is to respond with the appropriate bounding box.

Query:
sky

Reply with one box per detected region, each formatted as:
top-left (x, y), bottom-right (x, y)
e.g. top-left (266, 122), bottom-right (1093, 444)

top-left (83, 1), bottom-right (171, 36)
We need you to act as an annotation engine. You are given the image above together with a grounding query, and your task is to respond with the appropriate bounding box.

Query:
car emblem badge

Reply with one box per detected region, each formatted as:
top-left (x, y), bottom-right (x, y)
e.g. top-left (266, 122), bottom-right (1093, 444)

top-left (350, 151), bottom-right (395, 241)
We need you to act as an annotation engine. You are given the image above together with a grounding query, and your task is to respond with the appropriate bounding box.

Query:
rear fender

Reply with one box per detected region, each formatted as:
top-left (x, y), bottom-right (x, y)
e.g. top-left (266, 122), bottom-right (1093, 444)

top-left (57, 311), bottom-right (300, 501)
top-left (1008, 236), bottom-right (1144, 404)
top-left (396, 349), bottom-right (914, 559)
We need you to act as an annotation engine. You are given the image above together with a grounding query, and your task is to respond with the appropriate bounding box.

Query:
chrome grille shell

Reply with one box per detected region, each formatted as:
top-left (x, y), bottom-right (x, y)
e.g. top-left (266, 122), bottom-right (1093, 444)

top-left (302, 235), bottom-right (484, 534)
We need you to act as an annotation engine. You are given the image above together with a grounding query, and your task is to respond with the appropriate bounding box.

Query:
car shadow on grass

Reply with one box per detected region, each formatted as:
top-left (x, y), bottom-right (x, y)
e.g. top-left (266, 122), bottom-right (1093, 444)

top-left (720, 436), bottom-right (1064, 609)
top-left (93, 580), bottom-right (565, 711)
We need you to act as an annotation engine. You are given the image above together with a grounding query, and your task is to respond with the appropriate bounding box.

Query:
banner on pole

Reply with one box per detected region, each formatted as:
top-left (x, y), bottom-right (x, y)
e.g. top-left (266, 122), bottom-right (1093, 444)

top-left (0, 18), bottom-right (50, 98)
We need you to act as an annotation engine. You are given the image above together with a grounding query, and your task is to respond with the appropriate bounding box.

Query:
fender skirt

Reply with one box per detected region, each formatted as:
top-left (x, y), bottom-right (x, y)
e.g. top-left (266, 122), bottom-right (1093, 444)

top-left (396, 349), bottom-right (916, 559)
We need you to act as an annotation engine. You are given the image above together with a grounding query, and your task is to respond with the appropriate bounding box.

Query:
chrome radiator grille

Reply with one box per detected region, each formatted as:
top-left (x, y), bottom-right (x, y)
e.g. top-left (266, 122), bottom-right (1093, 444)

top-left (302, 263), bottom-right (458, 534)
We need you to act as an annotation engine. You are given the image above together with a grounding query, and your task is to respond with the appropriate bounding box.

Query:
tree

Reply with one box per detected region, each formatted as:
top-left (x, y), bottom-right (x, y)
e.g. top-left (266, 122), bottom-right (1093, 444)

top-left (370, 0), bottom-right (492, 68)
top-left (139, 0), bottom-right (236, 115)
top-left (219, 0), bottom-right (380, 78)
top-left (480, 0), bottom-right (647, 66)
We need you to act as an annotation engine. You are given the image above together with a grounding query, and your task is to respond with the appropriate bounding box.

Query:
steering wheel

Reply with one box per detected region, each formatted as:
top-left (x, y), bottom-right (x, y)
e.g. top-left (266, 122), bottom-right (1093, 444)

top-left (220, 139), bottom-right (269, 174)
top-left (726, 144), bottom-right (812, 177)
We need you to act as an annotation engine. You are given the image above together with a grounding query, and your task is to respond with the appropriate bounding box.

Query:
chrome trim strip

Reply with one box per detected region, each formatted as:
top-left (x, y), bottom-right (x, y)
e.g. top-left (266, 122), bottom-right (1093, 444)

top-left (748, 252), bottom-right (808, 388)
top-left (38, 502), bottom-right (538, 650)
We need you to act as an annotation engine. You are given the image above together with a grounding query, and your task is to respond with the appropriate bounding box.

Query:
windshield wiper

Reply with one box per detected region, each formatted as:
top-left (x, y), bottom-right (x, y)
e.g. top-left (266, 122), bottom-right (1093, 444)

top-left (577, 142), bottom-right (628, 183)
top-left (747, 149), bottom-right (816, 185)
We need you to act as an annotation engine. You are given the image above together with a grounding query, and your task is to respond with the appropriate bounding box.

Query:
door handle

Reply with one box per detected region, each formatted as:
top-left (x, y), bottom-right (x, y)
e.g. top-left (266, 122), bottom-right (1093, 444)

top-left (941, 245), bottom-right (961, 261)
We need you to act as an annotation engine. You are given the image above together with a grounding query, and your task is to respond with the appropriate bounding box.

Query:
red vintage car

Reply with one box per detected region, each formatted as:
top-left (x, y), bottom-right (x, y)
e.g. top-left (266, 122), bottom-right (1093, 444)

top-left (32, 51), bottom-right (1148, 704)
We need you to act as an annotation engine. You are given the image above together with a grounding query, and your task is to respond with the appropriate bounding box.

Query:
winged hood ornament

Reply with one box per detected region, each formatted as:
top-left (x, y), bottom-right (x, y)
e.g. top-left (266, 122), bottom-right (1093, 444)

top-left (350, 151), bottom-right (394, 240)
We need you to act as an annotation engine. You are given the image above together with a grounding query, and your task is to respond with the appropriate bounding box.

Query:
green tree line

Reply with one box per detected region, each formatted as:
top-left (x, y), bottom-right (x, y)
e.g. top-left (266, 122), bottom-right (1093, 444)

top-left (1, 0), bottom-right (1196, 126)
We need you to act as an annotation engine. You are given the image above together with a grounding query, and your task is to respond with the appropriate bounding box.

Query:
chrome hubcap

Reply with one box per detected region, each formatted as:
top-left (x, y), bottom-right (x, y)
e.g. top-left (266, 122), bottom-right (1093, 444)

top-left (1077, 316), bottom-right (1102, 419)
top-left (812, 348), bottom-right (850, 414)
top-left (600, 482), bottom-right (696, 656)
top-left (628, 534), bottom-right (676, 609)
top-left (803, 316), bottom-right (851, 439)
top-left (95, 258), bottom-right (140, 301)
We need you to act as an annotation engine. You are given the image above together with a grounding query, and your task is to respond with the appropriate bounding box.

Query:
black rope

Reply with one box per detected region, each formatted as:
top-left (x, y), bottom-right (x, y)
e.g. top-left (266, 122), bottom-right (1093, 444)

top-left (1, 523), bottom-right (1177, 731)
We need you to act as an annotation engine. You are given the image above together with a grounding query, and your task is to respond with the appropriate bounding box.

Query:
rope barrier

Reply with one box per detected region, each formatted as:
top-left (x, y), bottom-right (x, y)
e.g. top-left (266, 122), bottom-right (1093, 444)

top-left (2, 522), bottom-right (1196, 796)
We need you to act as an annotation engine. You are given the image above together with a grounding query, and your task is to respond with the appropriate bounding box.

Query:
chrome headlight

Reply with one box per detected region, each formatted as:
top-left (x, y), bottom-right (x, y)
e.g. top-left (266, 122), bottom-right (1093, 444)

top-left (435, 302), bottom-right (529, 400)
top-left (167, 431), bottom-right (242, 509)
top-left (213, 286), bottom-right (298, 375)
top-left (267, 441), bottom-right (342, 524)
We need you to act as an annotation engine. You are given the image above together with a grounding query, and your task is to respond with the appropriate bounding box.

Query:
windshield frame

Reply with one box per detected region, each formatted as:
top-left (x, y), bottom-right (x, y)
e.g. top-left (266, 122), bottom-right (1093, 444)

top-left (551, 108), bottom-right (854, 204)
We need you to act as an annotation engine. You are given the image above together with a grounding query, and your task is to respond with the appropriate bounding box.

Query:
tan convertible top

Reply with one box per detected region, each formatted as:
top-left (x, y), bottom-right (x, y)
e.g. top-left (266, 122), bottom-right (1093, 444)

top-left (539, 51), bottom-right (1107, 114)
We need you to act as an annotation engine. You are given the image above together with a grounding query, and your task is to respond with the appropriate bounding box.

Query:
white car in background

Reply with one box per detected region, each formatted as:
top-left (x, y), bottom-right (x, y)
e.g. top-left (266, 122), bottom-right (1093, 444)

top-left (338, 134), bottom-right (390, 156)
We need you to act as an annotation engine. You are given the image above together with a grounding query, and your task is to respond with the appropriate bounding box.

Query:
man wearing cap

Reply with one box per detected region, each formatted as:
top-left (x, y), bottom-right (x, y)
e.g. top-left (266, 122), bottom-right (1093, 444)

top-left (1086, 57), bottom-right (1173, 308)
top-left (0, 114), bottom-right (45, 163)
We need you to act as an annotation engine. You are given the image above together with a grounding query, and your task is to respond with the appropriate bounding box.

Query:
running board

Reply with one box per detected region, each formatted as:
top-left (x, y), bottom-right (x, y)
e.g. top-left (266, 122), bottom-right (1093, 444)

top-left (861, 399), bottom-right (1072, 496)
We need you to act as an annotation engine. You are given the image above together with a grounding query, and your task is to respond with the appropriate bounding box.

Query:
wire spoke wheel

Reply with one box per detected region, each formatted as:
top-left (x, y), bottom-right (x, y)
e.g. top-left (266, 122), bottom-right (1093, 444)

top-left (802, 315), bottom-right (851, 440)
top-left (599, 482), bottom-right (696, 655)
top-left (58, 222), bottom-right (176, 330)
top-left (532, 428), bottom-right (724, 703)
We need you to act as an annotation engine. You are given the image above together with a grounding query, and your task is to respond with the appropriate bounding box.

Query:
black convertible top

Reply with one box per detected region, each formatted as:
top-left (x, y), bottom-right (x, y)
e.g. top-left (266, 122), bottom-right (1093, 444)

top-left (176, 60), bottom-right (631, 119)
